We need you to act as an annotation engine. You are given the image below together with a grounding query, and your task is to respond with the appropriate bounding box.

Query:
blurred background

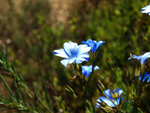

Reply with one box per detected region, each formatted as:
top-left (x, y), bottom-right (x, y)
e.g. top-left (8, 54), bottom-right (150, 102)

top-left (0, 0), bottom-right (150, 112)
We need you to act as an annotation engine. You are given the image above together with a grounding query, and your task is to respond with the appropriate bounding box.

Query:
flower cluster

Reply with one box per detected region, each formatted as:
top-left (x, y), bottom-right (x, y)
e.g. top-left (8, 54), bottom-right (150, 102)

top-left (53, 40), bottom-right (125, 110)
top-left (53, 40), bottom-right (103, 76)
top-left (52, 3), bottom-right (150, 112)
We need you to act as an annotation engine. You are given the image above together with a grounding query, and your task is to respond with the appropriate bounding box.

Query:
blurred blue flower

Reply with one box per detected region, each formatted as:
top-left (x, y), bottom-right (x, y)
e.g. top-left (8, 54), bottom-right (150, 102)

top-left (128, 52), bottom-right (150, 64)
top-left (96, 89), bottom-right (123, 108)
top-left (53, 41), bottom-right (91, 67)
top-left (139, 72), bottom-right (150, 83)
top-left (81, 65), bottom-right (99, 77)
top-left (141, 4), bottom-right (150, 15)
top-left (81, 39), bottom-right (105, 53)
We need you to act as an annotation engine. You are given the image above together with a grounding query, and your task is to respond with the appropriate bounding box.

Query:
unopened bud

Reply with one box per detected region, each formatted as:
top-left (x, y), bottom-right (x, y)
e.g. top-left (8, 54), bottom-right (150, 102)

top-left (135, 67), bottom-right (140, 77)
top-left (129, 91), bottom-right (137, 100)
top-left (130, 53), bottom-right (133, 58)
top-left (141, 64), bottom-right (145, 73)
top-left (111, 92), bottom-right (119, 99)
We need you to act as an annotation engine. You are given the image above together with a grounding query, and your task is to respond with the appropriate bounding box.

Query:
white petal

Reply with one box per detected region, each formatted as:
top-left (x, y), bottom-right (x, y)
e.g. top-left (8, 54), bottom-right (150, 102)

top-left (53, 49), bottom-right (69, 58)
top-left (60, 59), bottom-right (69, 67)
top-left (94, 66), bottom-right (100, 70)
top-left (77, 44), bottom-right (91, 54)
top-left (63, 41), bottom-right (78, 57)
top-left (98, 96), bottom-right (115, 107)
top-left (77, 53), bottom-right (89, 58)
top-left (75, 57), bottom-right (89, 63)
top-left (68, 58), bottom-right (76, 64)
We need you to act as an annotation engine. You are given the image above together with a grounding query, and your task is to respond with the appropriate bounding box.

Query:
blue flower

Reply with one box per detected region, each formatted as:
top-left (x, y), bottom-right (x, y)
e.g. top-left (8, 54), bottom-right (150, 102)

top-left (53, 41), bottom-right (91, 67)
top-left (96, 89), bottom-right (123, 108)
top-left (139, 72), bottom-right (150, 83)
top-left (81, 39), bottom-right (105, 53)
top-left (81, 65), bottom-right (100, 77)
top-left (128, 52), bottom-right (150, 64)
top-left (141, 4), bottom-right (150, 15)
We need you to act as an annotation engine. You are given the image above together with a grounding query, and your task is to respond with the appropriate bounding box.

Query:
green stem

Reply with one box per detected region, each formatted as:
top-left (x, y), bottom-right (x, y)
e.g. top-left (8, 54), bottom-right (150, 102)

top-left (88, 53), bottom-right (95, 83)
top-left (84, 77), bottom-right (95, 113)
top-left (0, 74), bottom-right (14, 96)
top-left (134, 71), bottom-right (145, 113)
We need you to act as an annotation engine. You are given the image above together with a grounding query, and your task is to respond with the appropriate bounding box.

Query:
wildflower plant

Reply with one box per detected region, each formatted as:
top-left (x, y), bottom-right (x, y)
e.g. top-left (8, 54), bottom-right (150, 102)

top-left (53, 37), bottom-right (150, 113)
top-left (0, 2), bottom-right (150, 113)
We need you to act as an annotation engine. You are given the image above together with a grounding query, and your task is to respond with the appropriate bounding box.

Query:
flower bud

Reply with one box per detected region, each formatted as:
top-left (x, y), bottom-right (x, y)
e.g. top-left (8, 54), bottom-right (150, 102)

top-left (111, 92), bottom-right (119, 99)
top-left (129, 91), bottom-right (137, 100)
top-left (135, 67), bottom-right (140, 77)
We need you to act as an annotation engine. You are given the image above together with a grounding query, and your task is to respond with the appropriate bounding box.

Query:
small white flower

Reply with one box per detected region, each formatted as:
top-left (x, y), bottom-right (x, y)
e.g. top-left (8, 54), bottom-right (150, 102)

top-left (6, 39), bottom-right (11, 44)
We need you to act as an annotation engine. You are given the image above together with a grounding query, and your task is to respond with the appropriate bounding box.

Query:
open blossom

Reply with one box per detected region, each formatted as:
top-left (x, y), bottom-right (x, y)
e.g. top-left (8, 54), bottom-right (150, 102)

top-left (81, 65), bottom-right (99, 77)
top-left (128, 52), bottom-right (150, 64)
top-left (139, 72), bottom-right (150, 83)
top-left (96, 89), bottom-right (123, 108)
top-left (53, 41), bottom-right (91, 67)
top-left (141, 4), bottom-right (150, 15)
top-left (81, 39), bottom-right (105, 53)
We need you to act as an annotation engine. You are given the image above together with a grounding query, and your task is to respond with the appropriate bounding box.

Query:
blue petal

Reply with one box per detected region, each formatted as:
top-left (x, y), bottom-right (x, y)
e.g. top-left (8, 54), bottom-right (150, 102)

top-left (96, 41), bottom-right (105, 51)
top-left (81, 39), bottom-right (105, 53)
top-left (139, 74), bottom-right (142, 81)
top-left (81, 40), bottom-right (87, 44)
top-left (103, 89), bottom-right (113, 99)
top-left (140, 72), bottom-right (150, 82)
top-left (132, 54), bottom-right (140, 60)
top-left (82, 65), bottom-right (92, 77)
top-left (88, 41), bottom-right (97, 53)
top-left (115, 97), bottom-right (123, 106)
top-left (82, 65), bottom-right (100, 77)
top-left (143, 72), bottom-right (149, 80)
top-left (81, 39), bottom-right (96, 52)
top-left (147, 77), bottom-right (150, 82)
